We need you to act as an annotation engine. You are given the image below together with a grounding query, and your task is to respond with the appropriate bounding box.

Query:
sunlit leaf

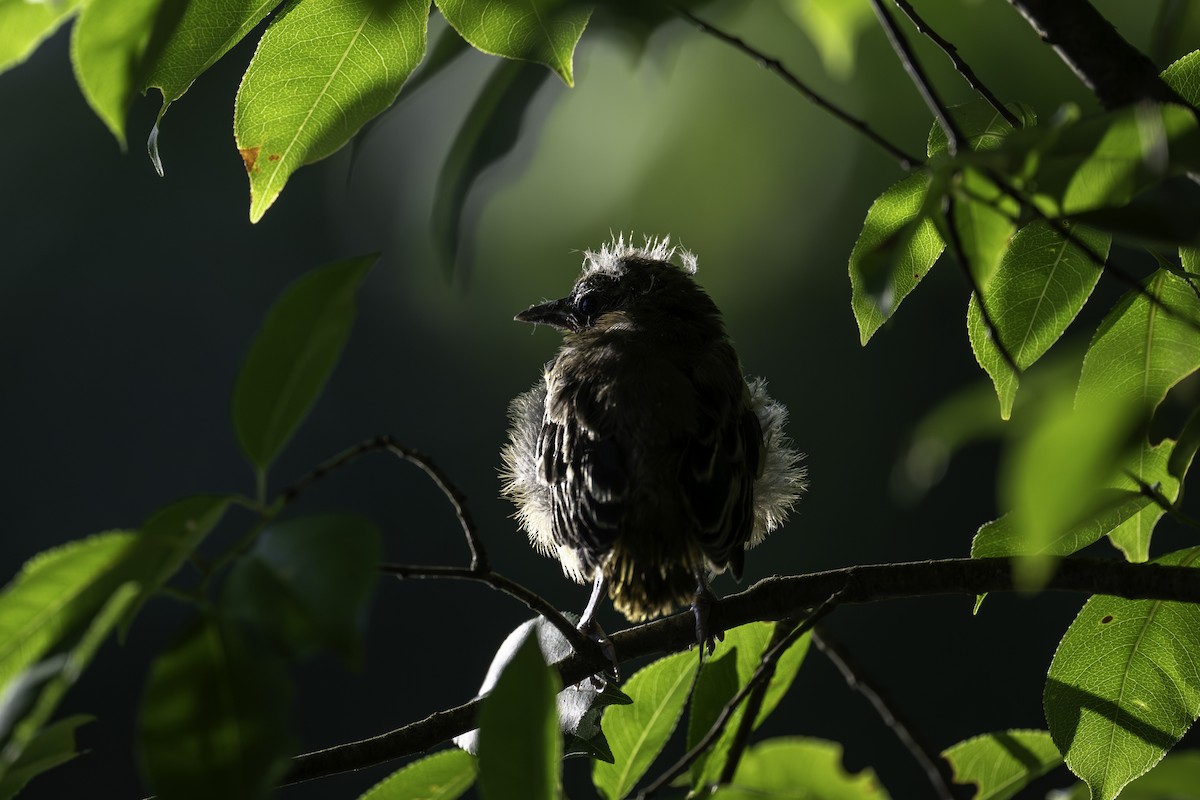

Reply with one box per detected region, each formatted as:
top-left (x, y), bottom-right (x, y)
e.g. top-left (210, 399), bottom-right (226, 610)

top-left (358, 748), bottom-right (476, 800)
top-left (139, 618), bottom-right (296, 800)
top-left (849, 173), bottom-right (945, 344)
top-left (232, 254), bottom-right (376, 471)
top-left (968, 222), bottom-right (1110, 418)
top-left (1076, 267), bottom-right (1200, 414)
top-left (222, 515), bottom-right (381, 665)
top-left (0, 0), bottom-right (82, 75)
top-left (780, 0), bottom-right (873, 79)
top-left (1162, 50), bottom-right (1200, 105)
top-left (234, 0), bottom-right (429, 222)
top-left (1045, 546), bottom-right (1200, 800)
top-left (942, 729), bottom-right (1061, 800)
top-left (972, 491), bottom-right (1151, 561)
top-left (477, 632), bottom-right (560, 800)
top-left (712, 737), bottom-right (891, 799)
top-left (949, 168), bottom-right (1020, 287)
top-left (0, 714), bottom-right (92, 798)
top-left (70, 0), bottom-right (165, 147)
top-left (928, 101), bottom-right (1036, 158)
top-left (435, 0), bottom-right (590, 86)
top-left (143, 0), bottom-right (285, 175)
top-left (1106, 439), bottom-right (1185, 563)
top-left (593, 650), bottom-right (697, 800)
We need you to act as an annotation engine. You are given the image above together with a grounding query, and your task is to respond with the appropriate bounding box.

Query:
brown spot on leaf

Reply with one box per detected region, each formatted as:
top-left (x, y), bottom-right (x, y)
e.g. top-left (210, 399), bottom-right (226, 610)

top-left (1101, 615), bottom-right (1114, 624)
top-left (239, 146), bottom-right (260, 173)
top-left (268, 153), bottom-right (280, 162)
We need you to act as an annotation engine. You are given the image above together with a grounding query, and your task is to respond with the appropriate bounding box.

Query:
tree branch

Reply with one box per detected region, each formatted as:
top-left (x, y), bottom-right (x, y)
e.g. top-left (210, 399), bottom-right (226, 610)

top-left (1007, 0), bottom-right (1192, 110)
top-left (281, 555), bottom-right (1200, 786)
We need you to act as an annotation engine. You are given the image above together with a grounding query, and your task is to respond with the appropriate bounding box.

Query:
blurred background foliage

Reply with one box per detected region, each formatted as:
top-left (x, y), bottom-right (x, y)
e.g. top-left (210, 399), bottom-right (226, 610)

top-left (1, 0), bottom-right (1198, 796)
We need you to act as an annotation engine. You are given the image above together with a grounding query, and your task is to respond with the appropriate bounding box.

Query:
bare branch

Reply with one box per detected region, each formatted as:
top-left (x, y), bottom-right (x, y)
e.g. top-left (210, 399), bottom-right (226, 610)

top-left (673, 6), bottom-right (922, 169)
top-left (890, 0), bottom-right (1021, 128)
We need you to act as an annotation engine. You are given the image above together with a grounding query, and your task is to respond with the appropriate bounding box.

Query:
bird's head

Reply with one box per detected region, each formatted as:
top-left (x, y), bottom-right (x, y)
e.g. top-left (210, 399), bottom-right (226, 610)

top-left (515, 235), bottom-right (722, 337)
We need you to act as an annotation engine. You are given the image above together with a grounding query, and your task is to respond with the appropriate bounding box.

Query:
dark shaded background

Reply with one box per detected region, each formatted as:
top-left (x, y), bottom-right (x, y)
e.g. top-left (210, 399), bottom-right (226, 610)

top-left (2, 1), bottom-right (1196, 797)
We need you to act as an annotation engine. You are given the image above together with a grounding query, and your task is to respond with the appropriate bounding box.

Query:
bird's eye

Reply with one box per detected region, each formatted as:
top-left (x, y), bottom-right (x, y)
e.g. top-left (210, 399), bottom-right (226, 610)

top-left (577, 293), bottom-right (599, 316)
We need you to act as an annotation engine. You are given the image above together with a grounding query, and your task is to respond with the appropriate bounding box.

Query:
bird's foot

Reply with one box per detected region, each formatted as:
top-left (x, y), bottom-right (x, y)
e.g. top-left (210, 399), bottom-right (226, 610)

top-left (578, 617), bottom-right (620, 686)
top-left (692, 585), bottom-right (725, 656)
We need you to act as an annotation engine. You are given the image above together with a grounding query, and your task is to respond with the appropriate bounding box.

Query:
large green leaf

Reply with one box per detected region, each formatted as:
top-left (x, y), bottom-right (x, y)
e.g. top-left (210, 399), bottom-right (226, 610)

top-left (233, 0), bottom-right (429, 222)
top-left (948, 168), bottom-right (1019, 287)
top-left (942, 730), bottom-right (1060, 800)
top-left (968, 223), bottom-right (1110, 419)
top-left (435, 0), bottom-right (590, 86)
top-left (0, 533), bottom-right (135, 698)
top-left (232, 254), bottom-right (376, 472)
top-left (593, 650), bottom-right (697, 800)
top-left (70, 0), bottom-right (165, 147)
top-left (477, 632), bottom-right (560, 800)
top-left (0, 0), bottom-right (82, 75)
top-left (1045, 546), bottom-right (1200, 800)
top-left (358, 748), bottom-right (476, 800)
top-left (712, 737), bottom-right (891, 799)
top-left (222, 515), bottom-right (381, 665)
top-left (848, 173), bottom-right (946, 344)
top-left (139, 618), bottom-right (296, 800)
top-left (1076, 267), bottom-right (1200, 414)
top-left (0, 715), bottom-right (92, 799)
top-left (144, 0), bottom-right (285, 175)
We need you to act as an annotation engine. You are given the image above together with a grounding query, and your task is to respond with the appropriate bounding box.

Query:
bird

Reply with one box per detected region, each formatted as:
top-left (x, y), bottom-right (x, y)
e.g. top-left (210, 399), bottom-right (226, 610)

top-left (501, 235), bottom-right (805, 647)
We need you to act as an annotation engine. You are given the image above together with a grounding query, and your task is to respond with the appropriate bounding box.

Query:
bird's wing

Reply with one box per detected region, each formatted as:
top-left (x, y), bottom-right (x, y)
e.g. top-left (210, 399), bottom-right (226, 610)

top-left (680, 378), bottom-right (764, 579)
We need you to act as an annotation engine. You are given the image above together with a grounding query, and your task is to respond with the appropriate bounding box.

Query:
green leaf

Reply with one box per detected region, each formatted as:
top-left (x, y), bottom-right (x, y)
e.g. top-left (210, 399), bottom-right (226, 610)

top-left (435, 0), bottom-right (590, 87)
top-left (949, 168), bottom-right (1020, 287)
top-left (232, 254), bottom-right (377, 471)
top-left (122, 495), bottom-right (230, 633)
top-left (941, 729), bottom-right (1061, 800)
top-left (1046, 545), bottom-right (1200, 800)
top-left (998, 396), bottom-right (1138, 590)
top-left (686, 623), bottom-right (811, 791)
top-left (0, 0), bottom-right (82, 75)
top-left (1118, 749), bottom-right (1200, 798)
top-left (711, 737), bottom-right (891, 799)
top-left (1107, 439), bottom-right (1184, 563)
top-left (972, 491), bottom-right (1152, 561)
top-left (233, 0), bottom-right (430, 223)
top-left (0, 715), bottom-right (92, 799)
top-left (968, 222), bottom-right (1111, 418)
top-left (357, 748), bottom-right (476, 800)
top-left (848, 173), bottom-right (946, 344)
top-left (70, 0), bottom-right (165, 147)
top-left (0, 532), bottom-right (135, 699)
top-left (1162, 50), bottom-right (1200, 106)
top-left (593, 650), bottom-right (698, 800)
top-left (143, 0), bottom-right (285, 175)
top-left (433, 59), bottom-right (552, 274)
top-left (780, 0), bottom-right (874, 79)
top-left (477, 632), bottom-right (560, 800)
top-left (1076, 267), bottom-right (1200, 414)
top-left (222, 515), bottom-right (381, 665)
top-left (139, 618), bottom-right (296, 800)
top-left (928, 101), bottom-right (1037, 158)
top-left (0, 583), bottom-right (136, 782)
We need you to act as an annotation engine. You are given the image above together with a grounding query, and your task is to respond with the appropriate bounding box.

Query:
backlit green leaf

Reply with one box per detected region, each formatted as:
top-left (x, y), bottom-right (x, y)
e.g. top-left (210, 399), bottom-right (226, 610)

top-left (972, 491), bottom-right (1151, 561)
top-left (849, 173), bottom-right (945, 344)
top-left (1045, 546), bottom-right (1200, 800)
top-left (234, 0), bottom-right (429, 222)
top-left (139, 618), bottom-right (296, 800)
top-left (949, 168), bottom-right (1019, 287)
top-left (942, 729), bottom-right (1061, 800)
top-left (968, 222), bottom-right (1110, 418)
top-left (712, 737), bottom-right (891, 799)
top-left (477, 632), bottom-right (560, 800)
top-left (232, 254), bottom-right (376, 471)
top-left (593, 650), bottom-right (697, 800)
top-left (0, 715), bottom-right (92, 799)
top-left (1106, 439), bottom-right (1184, 563)
top-left (0, 0), bottom-right (82, 75)
top-left (1162, 50), bottom-right (1200, 105)
top-left (780, 0), bottom-right (873, 79)
top-left (435, 0), bottom-right (590, 86)
top-left (358, 749), bottom-right (476, 800)
top-left (928, 100), bottom-right (1036, 158)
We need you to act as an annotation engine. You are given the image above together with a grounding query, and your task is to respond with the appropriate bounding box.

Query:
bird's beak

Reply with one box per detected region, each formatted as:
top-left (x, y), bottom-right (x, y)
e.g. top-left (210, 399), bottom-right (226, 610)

top-left (515, 297), bottom-right (578, 332)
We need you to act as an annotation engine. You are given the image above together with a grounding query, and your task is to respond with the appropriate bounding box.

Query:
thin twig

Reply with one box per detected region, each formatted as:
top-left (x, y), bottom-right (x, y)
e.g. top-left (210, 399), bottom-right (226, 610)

top-left (379, 563), bottom-right (596, 656)
top-left (637, 593), bottom-right (842, 797)
top-left (891, 0), bottom-right (1020, 128)
top-left (1125, 472), bottom-right (1200, 529)
top-left (717, 619), bottom-right (795, 784)
top-left (281, 556), bottom-right (1200, 785)
top-left (942, 196), bottom-right (1023, 376)
top-left (869, 0), bottom-right (965, 155)
top-left (814, 628), bottom-right (956, 800)
top-left (674, 6), bottom-right (922, 170)
top-left (282, 435), bottom-right (488, 571)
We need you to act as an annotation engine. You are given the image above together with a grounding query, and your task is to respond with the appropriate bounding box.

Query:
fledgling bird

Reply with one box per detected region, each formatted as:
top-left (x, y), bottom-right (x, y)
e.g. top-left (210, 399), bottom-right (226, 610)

top-left (502, 236), bottom-right (805, 643)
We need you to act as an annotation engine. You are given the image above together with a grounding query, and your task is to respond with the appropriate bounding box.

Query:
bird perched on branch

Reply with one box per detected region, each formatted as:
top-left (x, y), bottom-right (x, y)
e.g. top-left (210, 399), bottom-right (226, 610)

top-left (502, 235), bottom-right (805, 646)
